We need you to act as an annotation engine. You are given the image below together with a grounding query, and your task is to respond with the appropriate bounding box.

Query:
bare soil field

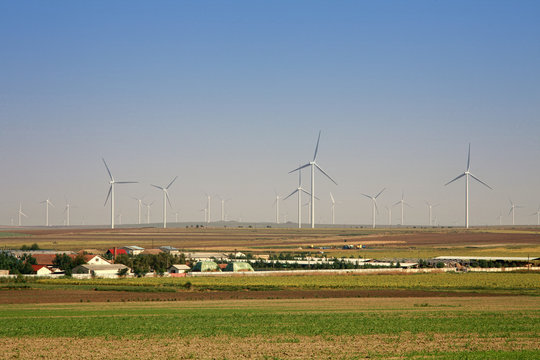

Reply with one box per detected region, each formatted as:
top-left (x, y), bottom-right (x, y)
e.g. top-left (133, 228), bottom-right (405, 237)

top-left (0, 288), bottom-right (508, 304)
top-left (2, 227), bottom-right (539, 252)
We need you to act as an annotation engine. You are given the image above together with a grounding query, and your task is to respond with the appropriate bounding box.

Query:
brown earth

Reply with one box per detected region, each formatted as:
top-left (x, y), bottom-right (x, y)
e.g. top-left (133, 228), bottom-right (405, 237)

top-left (2, 227), bottom-right (540, 252)
top-left (0, 288), bottom-right (509, 304)
top-left (1, 333), bottom-right (538, 359)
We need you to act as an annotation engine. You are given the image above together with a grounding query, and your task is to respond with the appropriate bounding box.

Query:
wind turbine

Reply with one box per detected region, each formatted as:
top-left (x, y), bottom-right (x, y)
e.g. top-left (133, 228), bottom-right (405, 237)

top-left (508, 200), bottom-right (524, 226)
top-left (144, 201), bottom-right (154, 224)
top-left (393, 191), bottom-right (412, 226)
top-left (273, 192), bottom-right (281, 224)
top-left (151, 176), bottom-right (178, 229)
top-left (40, 199), bottom-right (54, 227)
top-left (200, 208), bottom-right (208, 223)
top-left (361, 188), bottom-right (385, 229)
top-left (205, 194), bottom-right (211, 223)
top-left (102, 158), bottom-right (137, 229)
top-left (425, 202), bottom-right (439, 226)
top-left (289, 131), bottom-right (337, 228)
top-left (445, 144), bottom-right (492, 229)
top-left (330, 192), bottom-right (336, 225)
top-left (283, 168), bottom-right (312, 228)
top-left (132, 197), bottom-right (144, 225)
top-left (531, 206), bottom-right (540, 226)
top-left (218, 196), bottom-right (231, 222)
top-left (64, 199), bottom-right (75, 227)
top-left (175, 211), bottom-right (179, 223)
top-left (18, 203), bottom-right (27, 226)
top-left (385, 205), bottom-right (392, 226)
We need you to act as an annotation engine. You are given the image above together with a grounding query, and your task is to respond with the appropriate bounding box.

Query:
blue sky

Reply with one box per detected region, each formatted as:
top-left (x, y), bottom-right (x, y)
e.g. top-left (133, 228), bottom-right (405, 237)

top-left (1, 1), bottom-right (539, 226)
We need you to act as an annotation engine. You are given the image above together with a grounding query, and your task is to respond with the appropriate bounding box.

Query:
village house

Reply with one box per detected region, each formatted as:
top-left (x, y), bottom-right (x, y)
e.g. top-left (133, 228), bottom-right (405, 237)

top-left (72, 264), bottom-right (130, 278)
top-left (31, 265), bottom-right (53, 276)
top-left (122, 246), bottom-right (145, 256)
top-left (168, 264), bottom-right (190, 274)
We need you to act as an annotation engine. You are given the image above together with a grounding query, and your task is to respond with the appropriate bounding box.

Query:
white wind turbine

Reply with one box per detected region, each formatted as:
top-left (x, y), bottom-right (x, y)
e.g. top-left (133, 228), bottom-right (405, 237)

top-left (144, 201), bottom-right (154, 224)
top-left (132, 197), bottom-right (144, 225)
top-left (273, 192), bottom-right (281, 224)
top-left (361, 188), bottom-right (385, 229)
top-left (508, 200), bottom-right (524, 226)
top-left (18, 203), bottom-right (28, 226)
top-left (393, 191), bottom-right (412, 226)
top-left (385, 205), bottom-right (392, 226)
top-left (103, 158), bottom-right (138, 229)
top-left (330, 192), bottom-right (336, 225)
top-left (289, 131), bottom-right (337, 228)
top-left (152, 176), bottom-right (178, 229)
top-left (200, 208), bottom-right (208, 223)
top-left (425, 202), bottom-right (439, 226)
top-left (531, 206), bottom-right (540, 226)
top-left (218, 197), bottom-right (231, 222)
top-left (445, 144), bottom-right (492, 229)
top-left (205, 194), bottom-right (211, 223)
top-left (283, 168), bottom-right (312, 228)
top-left (64, 199), bottom-right (75, 227)
top-left (40, 198), bottom-right (54, 227)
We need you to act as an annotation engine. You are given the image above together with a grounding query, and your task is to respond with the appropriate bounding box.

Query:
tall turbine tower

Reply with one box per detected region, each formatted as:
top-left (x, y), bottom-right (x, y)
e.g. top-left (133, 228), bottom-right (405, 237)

top-left (508, 200), bottom-right (523, 226)
top-left (289, 131), bottom-right (337, 228)
top-left (103, 158), bottom-right (137, 229)
top-left (205, 194), bottom-right (211, 223)
top-left (393, 191), bottom-right (411, 226)
top-left (361, 188), bottom-right (385, 229)
top-left (283, 168), bottom-right (312, 228)
top-left (152, 176), bottom-right (177, 229)
top-left (425, 202), bottom-right (439, 226)
top-left (64, 200), bottom-right (74, 227)
top-left (273, 193), bottom-right (281, 224)
top-left (385, 206), bottom-right (392, 226)
top-left (40, 199), bottom-right (54, 227)
top-left (445, 144), bottom-right (492, 228)
top-left (18, 203), bottom-right (27, 226)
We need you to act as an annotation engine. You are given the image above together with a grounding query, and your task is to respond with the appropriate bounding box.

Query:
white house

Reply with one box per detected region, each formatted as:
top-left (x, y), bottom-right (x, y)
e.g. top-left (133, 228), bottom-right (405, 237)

top-left (83, 255), bottom-right (111, 265)
top-left (72, 264), bottom-right (130, 278)
top-left (31, 265), bottom-right (53, 276)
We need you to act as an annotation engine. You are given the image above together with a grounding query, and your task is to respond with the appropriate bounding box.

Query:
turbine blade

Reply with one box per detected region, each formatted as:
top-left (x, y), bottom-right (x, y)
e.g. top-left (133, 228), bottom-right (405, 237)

top-left (444, 173), bottom-right (466, 186)
top-left (467, 143), bottom-right (471, 171)
top-left (361, 193), bottom-right (372, 200)
top-left (166, 176), bottom-right (178, 189)
top-left (393, 201), bottom-right (401, 206)
top-left (289, 163), bottom-right (310, 174)
top-left (116, 181), bottom-right (138, 184)
top-left (102, 158), bottom-right (114, 181)
top-left (404, 202), bottom-right (413, 208)
top-left (469, 173), bottom-right (492, 190)
top-left (166, 192), bottom-right (173, 208)
top-left (314, 163), bottom-right (337, 185)
top-left (508, 207), bottom-right (513, 216)
top-left (104, 186), bottom-right (112, 206)
top-left (330, 192), bottom-right (335, 204)
top-left (313, 130), bottom-right (321, 161)
top-left (375, 188), bottom-right (385, 199)
top-left (283, 189), bottom-right (298, 200)
top-left (151, 184), bottom-right (164, 190)
top-left (301, 189), bottom-right (312, 197)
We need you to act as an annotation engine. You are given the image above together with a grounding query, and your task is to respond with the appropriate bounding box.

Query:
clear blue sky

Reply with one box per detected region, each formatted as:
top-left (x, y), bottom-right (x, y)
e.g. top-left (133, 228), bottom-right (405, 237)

top-left (1, 1), bottom-right (539, 226)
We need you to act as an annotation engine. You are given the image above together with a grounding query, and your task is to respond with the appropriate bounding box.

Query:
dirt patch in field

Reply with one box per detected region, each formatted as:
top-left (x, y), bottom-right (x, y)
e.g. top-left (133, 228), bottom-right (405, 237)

top-left (0, 288), bottom-right (507, 304)
top-left (1, 333), bottom-right (538, 359)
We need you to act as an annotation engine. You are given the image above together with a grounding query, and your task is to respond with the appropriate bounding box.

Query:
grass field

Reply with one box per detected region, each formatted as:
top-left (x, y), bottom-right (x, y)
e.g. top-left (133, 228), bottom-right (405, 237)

top-left (0, 297), bottom-right (538, 359)
top-left (28, 272), bottom-right (540, 295)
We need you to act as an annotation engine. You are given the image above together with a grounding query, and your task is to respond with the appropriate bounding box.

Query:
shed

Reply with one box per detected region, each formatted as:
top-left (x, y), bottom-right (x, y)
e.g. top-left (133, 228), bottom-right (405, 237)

top-left (191, 261), bottom-right (221, 272)
top-left (168, 264), bottom-right (190, 273)
top-left (122, 246), bottom-right (145, 255)
top-left (224, 262), bottom-right (254, 272)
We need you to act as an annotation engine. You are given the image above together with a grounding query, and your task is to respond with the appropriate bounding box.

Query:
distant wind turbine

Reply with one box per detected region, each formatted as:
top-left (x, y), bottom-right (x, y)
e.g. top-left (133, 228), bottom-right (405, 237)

top-left (201, 208), bottom-right (208, 223)
top-left (393, 191), bottom-right (412, 226)
top-left (40, 199), bottom-right (54, 227)
top-left (102, 158), bottom-right (138, 229)
top-left (531, 206), bottom-right (540, 226)
top-left (218, 197), bottom-right (231, 222)
top-left (283, 168), bottom-right (312, 228)
top-left (144, 201), bottom-right (154, 224)
top-left (289, 131), bottom-right (337, 228)
top-left (330, 192), bottom-right (336, 225)
top-left (18, 203), bottom-right (27, 226)
top-left (152, 176), bottom-right (177, 229)
top-left (132, 197), bottom-right (144, 225)
top-left (362, 188), bottom-right (385, 229)
top-left (508, 200), bottom-right (524, 226)
top-left (385, 206), bottom-right (392, 226)
top-left (425, 202), bottom-right (439, 226)
top-left (64, 199), bottom-right (75, 227)
top-left (273, 192), bottom-right (281, 224)
top-left (205, 194), bottom-right (211, 223)
top-left (445, 144), bottom-right (492, 229)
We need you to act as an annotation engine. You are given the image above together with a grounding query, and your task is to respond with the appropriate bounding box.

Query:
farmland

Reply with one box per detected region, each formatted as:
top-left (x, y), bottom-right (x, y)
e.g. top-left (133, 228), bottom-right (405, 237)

top-left (0, 297), bottom-right (539, 359)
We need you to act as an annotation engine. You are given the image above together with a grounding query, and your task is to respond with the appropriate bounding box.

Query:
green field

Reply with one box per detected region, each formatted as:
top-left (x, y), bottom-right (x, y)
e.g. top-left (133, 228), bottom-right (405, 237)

top-left (25, 272), bottom-right (540, 295)
top-left (0, 297), bottom-right (538, 359)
